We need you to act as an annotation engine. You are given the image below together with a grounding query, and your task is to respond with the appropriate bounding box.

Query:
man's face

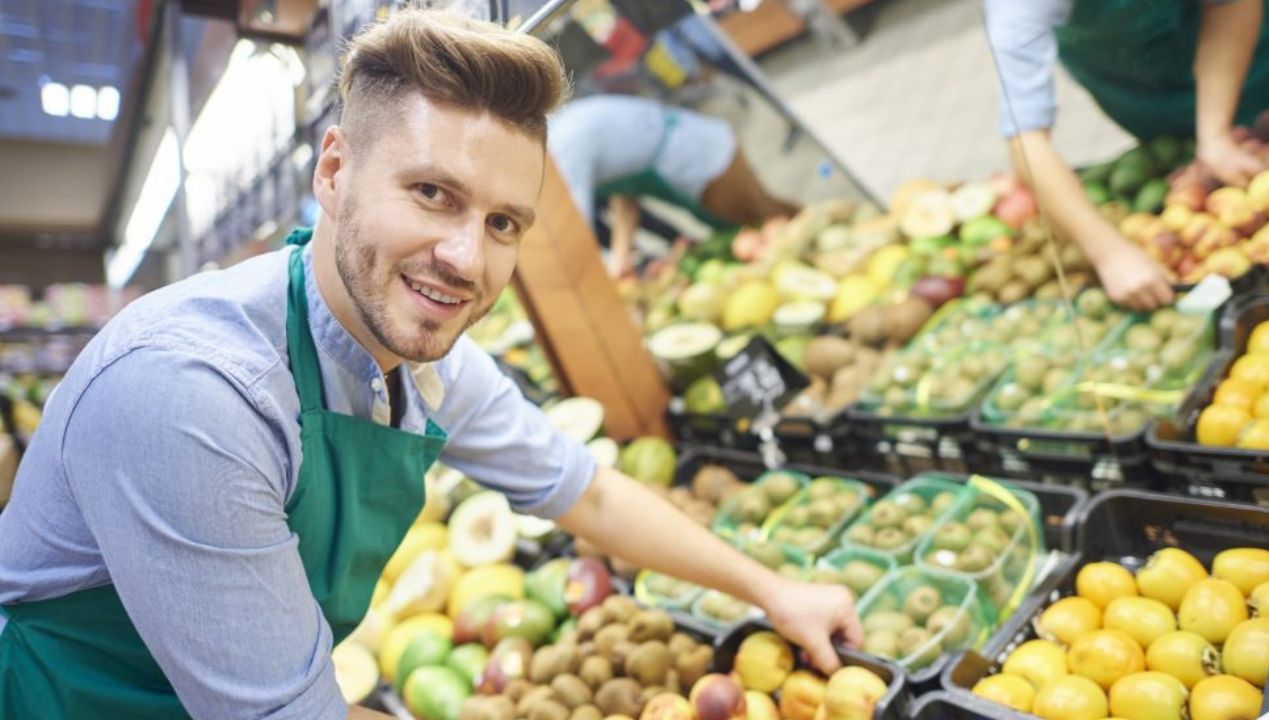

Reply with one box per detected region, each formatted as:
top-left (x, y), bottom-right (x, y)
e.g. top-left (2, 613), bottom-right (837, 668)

top-left (330, 97), bottom-right (543, 363)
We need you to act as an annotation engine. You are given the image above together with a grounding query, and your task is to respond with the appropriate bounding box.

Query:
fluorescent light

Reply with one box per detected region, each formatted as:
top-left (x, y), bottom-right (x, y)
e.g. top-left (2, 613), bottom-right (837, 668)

top-left (69, 84), bottom-right (95, 118)
top-left (97, 85), bottom-right (120, 120)
top-left (109, 128), bottom-right (180, 288)
top-left (41, 82), bottom-right (68, 116)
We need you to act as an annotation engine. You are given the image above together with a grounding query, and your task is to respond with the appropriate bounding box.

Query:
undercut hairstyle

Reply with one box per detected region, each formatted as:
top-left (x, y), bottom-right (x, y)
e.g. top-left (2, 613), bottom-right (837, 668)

top-left (338, 8), bottom-right (569, 151)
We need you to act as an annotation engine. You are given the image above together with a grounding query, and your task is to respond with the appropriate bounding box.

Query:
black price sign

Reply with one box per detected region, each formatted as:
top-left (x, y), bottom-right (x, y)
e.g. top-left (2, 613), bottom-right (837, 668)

top-left (714, 336), bottom-right (809, 418)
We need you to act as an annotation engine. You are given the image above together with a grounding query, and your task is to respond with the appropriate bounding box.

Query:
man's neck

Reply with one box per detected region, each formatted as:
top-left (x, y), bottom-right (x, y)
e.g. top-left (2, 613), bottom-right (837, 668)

top-left (309, 221), bottom-right (403, 374)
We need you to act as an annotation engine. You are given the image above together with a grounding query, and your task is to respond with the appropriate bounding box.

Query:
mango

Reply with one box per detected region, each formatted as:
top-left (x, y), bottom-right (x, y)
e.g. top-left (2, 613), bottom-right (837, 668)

top-left (778, 670), bottom-right (826, 720)
top-left (734, 631), bottom-right (793, 693)
top-left (447, 563), bottom-right (523, 619)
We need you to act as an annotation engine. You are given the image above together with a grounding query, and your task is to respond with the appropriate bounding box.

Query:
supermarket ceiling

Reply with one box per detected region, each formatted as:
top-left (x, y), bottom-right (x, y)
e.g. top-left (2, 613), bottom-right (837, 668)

top-left (0, 0), bottom-right (142, 146)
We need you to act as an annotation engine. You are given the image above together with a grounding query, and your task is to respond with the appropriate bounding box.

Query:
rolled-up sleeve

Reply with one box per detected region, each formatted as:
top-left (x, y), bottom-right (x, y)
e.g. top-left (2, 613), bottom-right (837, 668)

top-left (61, 348), bottom-right (345, 720)
top-left (434, 337), bottom-right (596, 519)
top-left (984, 0), bottom-right (1072, 137)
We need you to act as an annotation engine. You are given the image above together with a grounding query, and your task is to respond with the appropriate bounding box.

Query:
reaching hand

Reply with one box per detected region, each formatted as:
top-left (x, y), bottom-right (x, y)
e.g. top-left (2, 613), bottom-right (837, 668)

top-left (762, 578), bottom-right (864, 675)
top-left (1199, 131), bottom-right (1266, 187)
top-left (1095, 240), bottom-right (1175, 311)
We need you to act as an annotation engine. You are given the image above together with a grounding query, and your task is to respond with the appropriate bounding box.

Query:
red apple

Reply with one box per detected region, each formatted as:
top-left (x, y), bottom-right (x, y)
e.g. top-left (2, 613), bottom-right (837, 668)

top-left (691, 674), bottom-right (747, 720)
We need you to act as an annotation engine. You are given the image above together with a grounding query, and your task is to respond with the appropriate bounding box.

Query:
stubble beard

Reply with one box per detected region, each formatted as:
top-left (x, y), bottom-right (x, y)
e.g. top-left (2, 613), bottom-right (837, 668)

top-left (333, 201), bottom-right (490, 364)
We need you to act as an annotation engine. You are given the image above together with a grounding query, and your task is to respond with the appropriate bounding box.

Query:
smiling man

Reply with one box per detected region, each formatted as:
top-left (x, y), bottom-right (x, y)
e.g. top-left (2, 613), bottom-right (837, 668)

top-left (0, 10), bottom-right (860, 720)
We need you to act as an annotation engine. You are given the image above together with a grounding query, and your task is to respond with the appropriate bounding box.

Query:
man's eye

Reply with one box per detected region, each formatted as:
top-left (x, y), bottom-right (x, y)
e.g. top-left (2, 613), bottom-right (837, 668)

top-left (418, 183), bottom-right (442, 200)
top-left (489, 215), bottom-right (515, 233)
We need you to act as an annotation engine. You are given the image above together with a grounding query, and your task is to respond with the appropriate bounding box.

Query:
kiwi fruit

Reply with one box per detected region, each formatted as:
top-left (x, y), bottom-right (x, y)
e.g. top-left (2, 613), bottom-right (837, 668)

top-left (966, 508), bottom-right (999, 532)
top-left (807, 478), bottom-right (838, 501)
top-left (902, 515), bottom-right (934, 537)
top-left (863, 629), bottom-right (899, 659)
top-left (926, 606), bottom-right (970, 646)
top-left (594, 679), bottom-right (642, 718)
top-left (931, 491), bottom-right (959, 516)
top-left (579, 656), bottom-right (613, 690)
top-left (893, 492), bottom-right (927, 515)
top-left (972, 526), bottom-right (1011, 554)
top-left (551, 675), bottom-right (594, 710)
top-left (840, 561), bottom-right (885, 595)
top-left (746, 542), bottom-right (785, 571)
top-left (872, 527), bottom-right (909, 551)
top-left (807, 500), bottom-right (838, 528)
top-left (786, 506), bottom-right (811, 528)
top-left (932, 522), bottom-right (971, 552)
top-left (863, 610), bottom-right (915, 634)
top-left (956, 545), bottom-right (994, 573)
top-left (759, 472), bottom-right (800, 505)
top-left (869, 500), bottom-right (907, 529)
top-left (624, 641), bottom-right (671, 686)
top-left (845, 524), bottom-right (876, 546)
top-left (903, 585), bottom-right (942, 623)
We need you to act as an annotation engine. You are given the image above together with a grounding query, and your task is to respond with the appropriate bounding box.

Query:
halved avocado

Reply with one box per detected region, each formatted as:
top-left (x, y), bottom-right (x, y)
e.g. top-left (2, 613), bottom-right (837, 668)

top-left (647, 322), bottom-right (724, 389)
top-left (544, 396), bottom-right (605, 443)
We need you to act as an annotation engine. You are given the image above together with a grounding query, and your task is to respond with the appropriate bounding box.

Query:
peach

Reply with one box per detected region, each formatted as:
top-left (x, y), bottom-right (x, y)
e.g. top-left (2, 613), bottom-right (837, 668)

top-left (1192, 223), bottom-right (1238, 260)
top-left (690, 674), bottom-right (746, 720)
top-left (822, 667), bottom-right (889, 720)
top-left (1145, 231), bottom-right (1186, 268)
top-left (734, 632), bottom-right (793, 693)
top-left (1118, 213), bottom-right (1158, 242)
top-left (1203, 247), bottom-right (1253, 278)
top-left (778, 670), bottom-right (827, 720)
top-left (639, 693), bottom-right (694, 720)
top-left (1167, 182), bottom-right (1209, 212)
top-left (1206, 187), bottom-right (1250, 216)
top-left (1161, 204), bottom-right (1195, 232)
top-left (1180, 212), bottom-right (1218, 247)
top-left (1247, 170), bottom-right (1269, 212)
top-left (743, 692), bottom-right (778, 720)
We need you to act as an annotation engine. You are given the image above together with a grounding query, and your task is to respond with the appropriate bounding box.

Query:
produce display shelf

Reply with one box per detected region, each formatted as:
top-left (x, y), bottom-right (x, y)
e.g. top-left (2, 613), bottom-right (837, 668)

top-left (714, 620), bottom-right (911, 720)
top-left (1149, 293), bottom-right (1269, 503)
top-left (907, 690), bottom-right (1007, 720)
top-left (843, 408), bottom-right (985, 477)
top-left (676, 445), bottom-right (900, 508)
top-left (665, 409), bottom-right (858, 467)
top-left (939, 489), bottom-right (1269, 713)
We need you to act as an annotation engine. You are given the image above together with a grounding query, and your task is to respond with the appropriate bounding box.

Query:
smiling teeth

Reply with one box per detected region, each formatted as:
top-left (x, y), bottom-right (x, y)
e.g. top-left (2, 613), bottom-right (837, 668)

top-left (409, 280), bottom-right (461, 305)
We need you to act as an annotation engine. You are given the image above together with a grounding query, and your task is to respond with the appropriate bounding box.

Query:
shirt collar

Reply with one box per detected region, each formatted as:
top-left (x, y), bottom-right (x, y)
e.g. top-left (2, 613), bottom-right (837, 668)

top-left (299, 244), bottom-right (447, 415)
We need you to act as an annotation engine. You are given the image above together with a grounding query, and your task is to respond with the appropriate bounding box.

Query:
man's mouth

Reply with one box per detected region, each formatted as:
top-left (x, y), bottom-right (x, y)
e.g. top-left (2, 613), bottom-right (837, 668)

top-left (403, 275), bottom-right (469, 306)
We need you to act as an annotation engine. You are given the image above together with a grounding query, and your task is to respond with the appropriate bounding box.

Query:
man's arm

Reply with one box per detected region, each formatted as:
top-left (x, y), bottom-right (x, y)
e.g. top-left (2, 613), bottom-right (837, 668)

top-left (555, 466), bottom-right (863, 672)
top-left (63, 349), bottom-right (349, 719)
top-left (1196, 0), bottom-right (1266, 186)
top-left (985, 0), bottom-right (1172, 309)
top-left (1010, 131), bottom-right (1174, 310)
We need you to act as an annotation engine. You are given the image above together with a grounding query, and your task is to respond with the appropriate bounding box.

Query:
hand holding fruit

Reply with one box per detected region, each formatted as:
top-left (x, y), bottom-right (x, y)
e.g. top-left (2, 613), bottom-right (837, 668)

top-left (761, 578), bottom-right (863, 674)
top-left (1092, 239), bottom-right (1174, 311)
top-left (1198, 129), bottom-right (1266, 188)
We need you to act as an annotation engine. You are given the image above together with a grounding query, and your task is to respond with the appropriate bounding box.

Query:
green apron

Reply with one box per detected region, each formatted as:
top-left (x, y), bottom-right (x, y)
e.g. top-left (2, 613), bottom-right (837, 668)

top-left (595, 109), bottom-right (734, 229)
top-left (1056, 0), bottom-right (1269, 139)
top-left (0, 227), bottom-right (448, 719)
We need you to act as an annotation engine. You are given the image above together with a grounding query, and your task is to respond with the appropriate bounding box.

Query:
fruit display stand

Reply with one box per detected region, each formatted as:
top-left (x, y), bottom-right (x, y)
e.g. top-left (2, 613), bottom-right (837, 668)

top-left (972, 297), bottom-right (1217, 490)
top-left (939, 489), bottom-right (1269, 719)
top-left (714, 620), bottom-right (909, 720)
top-left (1149, 293), bottom-right (1269, 504)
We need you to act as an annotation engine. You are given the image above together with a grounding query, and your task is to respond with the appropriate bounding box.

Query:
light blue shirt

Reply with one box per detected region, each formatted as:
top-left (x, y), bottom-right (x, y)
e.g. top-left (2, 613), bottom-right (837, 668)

top-left (0, 243), bottom-right (595, 718)
top-left (984, 0), bottom-right (1236, 137)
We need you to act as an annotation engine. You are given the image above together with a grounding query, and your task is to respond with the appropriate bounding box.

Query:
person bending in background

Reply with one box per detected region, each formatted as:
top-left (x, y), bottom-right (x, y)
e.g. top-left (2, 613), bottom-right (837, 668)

top-left (985, 0), bottom-right (1269, 310)
top-left (549, 94), bottom-right (800, 277)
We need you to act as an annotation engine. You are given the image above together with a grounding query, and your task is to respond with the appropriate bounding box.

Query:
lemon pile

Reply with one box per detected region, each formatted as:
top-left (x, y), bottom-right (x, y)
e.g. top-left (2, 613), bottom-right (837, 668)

top-left (1197, 319), bottom-right (1269, 448)
top-left (972, 547), bottom-right (1267, 720)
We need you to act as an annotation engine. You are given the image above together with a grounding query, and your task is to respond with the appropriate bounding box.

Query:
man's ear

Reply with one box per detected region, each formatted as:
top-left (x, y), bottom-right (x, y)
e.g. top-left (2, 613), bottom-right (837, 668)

top-left (313, 126), bottom-right (347, 220)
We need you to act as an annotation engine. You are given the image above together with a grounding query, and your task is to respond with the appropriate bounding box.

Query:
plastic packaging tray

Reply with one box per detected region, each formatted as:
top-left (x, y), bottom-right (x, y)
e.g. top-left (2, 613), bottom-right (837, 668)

top-left (856, 566), bottom-right (993, 691)
top-left (711, 468), bottom-right (811, 542)
top-left (914, 482), bottom-right (1045, 615)
top-left (763, 476), bottom-right (872, 556)
top-left (713, 619), bottom-right (911, 720)
top-left (1149, 293), bottom-right (1269, 504)
top-left (940, 489), bottom-right (1269, 713)
top-left (910, 473), bottom-right (1087, 554)
top-left (815, 545), bottom-right (900, 600)
top-left (838, 475), bottom-right (967, 565)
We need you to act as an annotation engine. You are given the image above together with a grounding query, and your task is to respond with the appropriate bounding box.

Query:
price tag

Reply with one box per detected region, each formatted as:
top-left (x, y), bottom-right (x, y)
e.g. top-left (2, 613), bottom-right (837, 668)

top-left (713, 336), bottom-right (808, 419)
top-left (1177, 274), bottom-right (1232, 315)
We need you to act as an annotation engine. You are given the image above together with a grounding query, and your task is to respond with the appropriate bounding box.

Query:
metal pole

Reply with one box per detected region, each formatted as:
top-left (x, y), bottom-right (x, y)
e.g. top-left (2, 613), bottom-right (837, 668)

top-left (166, 0), bottom-right (196, 279)
top-left (687, 2), bottom-right (879, 205)
top-left (518, 0), bottom-right (573, 35)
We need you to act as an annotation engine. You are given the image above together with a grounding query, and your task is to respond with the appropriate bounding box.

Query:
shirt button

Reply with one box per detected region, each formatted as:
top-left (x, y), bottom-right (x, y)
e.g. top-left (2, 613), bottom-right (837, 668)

top-left (370, 377), bottom-right (384, 393)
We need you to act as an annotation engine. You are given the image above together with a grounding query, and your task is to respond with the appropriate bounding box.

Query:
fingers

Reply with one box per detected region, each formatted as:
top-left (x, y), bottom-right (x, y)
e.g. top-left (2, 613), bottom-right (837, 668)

top-left (803, 632), bottom-right (843, 675)
top-left (838, 602), bottom-right (865, 651)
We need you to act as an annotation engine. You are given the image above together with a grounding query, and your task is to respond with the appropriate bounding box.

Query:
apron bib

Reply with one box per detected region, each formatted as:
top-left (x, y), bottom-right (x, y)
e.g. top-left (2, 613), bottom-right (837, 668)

top-left (1056, 0), bottom-right (1269, 139)
top-left (0, 227), bottom-right (446, 719)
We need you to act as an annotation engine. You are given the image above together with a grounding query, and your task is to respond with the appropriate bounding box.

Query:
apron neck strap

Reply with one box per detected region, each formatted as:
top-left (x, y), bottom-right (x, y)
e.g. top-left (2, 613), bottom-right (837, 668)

top-left (285, 228), bottom-right (326, 414)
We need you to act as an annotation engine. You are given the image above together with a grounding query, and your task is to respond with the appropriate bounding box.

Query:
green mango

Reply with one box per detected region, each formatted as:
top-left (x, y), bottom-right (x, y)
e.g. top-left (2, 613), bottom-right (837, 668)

top-left (910, 234), bottom-right (955, 256)
top-left (1109, 164), bottom-right (1149, 198)
top-left (959, 216), bottom-right (1014, 247)
top-left (1147, 135), bottom-right (1184, 170)
top-left (524, 558), bottom-right (571, 619)
top-left (1083, 180), bottom-right (1111, 205)
top-left (1133, 178), bottom-right (1169, 214)
top-left (1079, 159), bottom-right (1116, 186)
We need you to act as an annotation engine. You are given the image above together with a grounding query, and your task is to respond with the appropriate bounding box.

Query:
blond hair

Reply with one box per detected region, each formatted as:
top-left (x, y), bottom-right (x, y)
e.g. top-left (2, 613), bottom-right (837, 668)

top-left (339, 8), bottom-right (568, 145)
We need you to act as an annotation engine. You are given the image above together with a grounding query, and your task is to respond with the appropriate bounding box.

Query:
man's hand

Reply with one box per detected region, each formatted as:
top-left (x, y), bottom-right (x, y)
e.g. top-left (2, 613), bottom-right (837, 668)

top-left (1198, 130), bottom-right (1265, 187)
top-left (762, 578), bottom-right (864, 674)
top-left (1094, 239), bottom-right (1175, 311)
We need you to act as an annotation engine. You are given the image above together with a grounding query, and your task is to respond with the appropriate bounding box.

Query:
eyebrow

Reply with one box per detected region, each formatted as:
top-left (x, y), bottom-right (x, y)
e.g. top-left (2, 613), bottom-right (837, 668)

top-left (402, 163), bottom-right (536, 229)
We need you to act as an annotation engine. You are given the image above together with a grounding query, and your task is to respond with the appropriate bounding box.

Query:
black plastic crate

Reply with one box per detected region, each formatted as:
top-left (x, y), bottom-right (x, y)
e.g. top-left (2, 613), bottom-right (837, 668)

top-left (714, 619), bottom-right (910, 720)
top-left (908, 690), bottom-right (1015, 720)
top-left (666, 408), bottom-right (856, 467)
top-left (1149, 293), bottom-right (1269, 504)
top-left (971, 409), bottom-right (1155, 492)
top-left (773, 414), bottom-right (860, 467)
top-left (846, 408), bottom-right (986, 477)
top-left (666, 407), bottom-right (759, 453)
top-left (941, 489), bottom-right (1269, 710)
